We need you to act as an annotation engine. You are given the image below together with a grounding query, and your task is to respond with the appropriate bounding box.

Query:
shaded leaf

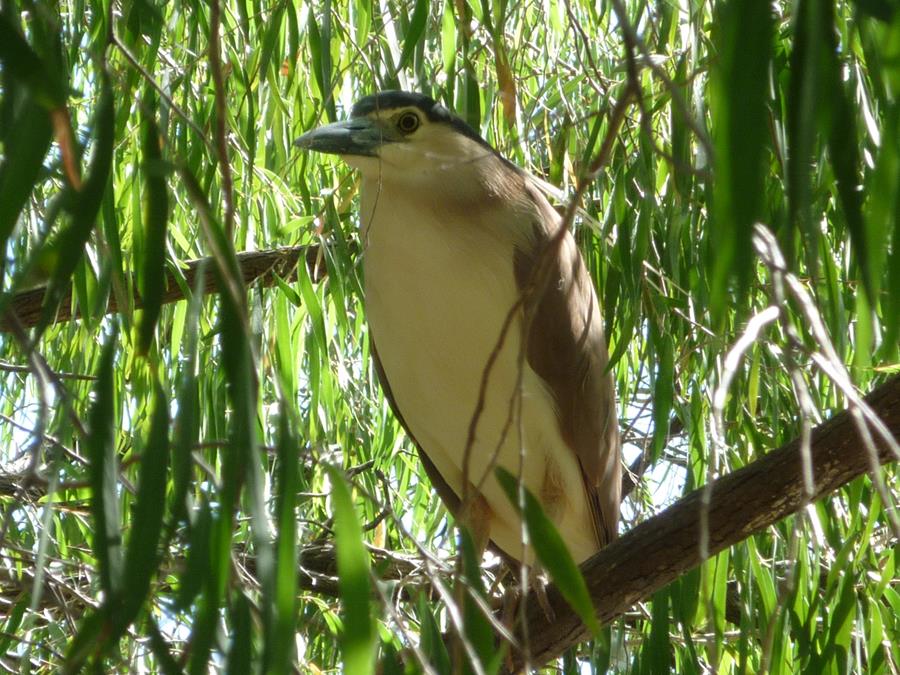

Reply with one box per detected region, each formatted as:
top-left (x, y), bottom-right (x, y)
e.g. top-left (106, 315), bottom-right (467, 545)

top-left (262, 408), bottom-right (300, 675)
top-left (38, 72), bottom-right (114, 335)
top-left (0, 96), bottom-right (52, 249)
top-left (87, 329), bottom-right (122, 600)
top-left (118, 382), bottom-right (170, 631)
top-left (709, 0), bottom-right (774, 324)
top-left (137, 89), bottom-right (170, 355)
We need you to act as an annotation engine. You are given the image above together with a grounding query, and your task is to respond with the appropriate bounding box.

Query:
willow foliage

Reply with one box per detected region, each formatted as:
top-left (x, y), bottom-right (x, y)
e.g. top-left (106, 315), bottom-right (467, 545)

top-left (0, 0), bottom-right (897, 672)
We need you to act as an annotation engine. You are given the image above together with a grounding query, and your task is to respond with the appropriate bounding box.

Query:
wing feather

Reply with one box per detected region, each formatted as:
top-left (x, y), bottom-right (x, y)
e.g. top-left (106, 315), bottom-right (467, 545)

top-left (513, 185), bottom-right (622, 548)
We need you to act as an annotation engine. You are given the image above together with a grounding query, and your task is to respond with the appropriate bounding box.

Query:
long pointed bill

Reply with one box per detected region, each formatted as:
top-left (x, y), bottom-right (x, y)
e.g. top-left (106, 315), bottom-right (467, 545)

top-left (293, 118), bottom-right (395, 157)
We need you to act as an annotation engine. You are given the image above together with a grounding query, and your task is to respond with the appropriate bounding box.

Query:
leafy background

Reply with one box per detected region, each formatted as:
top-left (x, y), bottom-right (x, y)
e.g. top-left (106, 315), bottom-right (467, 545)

top-left (0, 0), bottom-right (897, 672)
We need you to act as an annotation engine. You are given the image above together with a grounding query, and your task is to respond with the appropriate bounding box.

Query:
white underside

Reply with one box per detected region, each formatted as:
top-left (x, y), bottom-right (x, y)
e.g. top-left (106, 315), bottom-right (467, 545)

top-left (360, 178), bottom-right (598, 563)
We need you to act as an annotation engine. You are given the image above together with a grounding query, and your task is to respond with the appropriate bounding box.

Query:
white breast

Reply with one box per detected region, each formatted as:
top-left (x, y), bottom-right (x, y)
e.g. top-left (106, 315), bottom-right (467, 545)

top-left (360, 178), bottom-right (599, 563)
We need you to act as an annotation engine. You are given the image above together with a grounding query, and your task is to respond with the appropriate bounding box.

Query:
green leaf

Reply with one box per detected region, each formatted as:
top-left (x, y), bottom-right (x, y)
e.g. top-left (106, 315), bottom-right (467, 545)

top-left (0, 600), bottom-right (26, 657)
top-left (887, 198), bottom-right (900, 352)
top-left (440, 0), bottom-right (456, 75)
top-left (118, 382), bottom-right (170, 631)
top-left (63, 610), bottom-right (107, 674)
top-left (0, 95), bottom-right (52, 249)
top-left (459, 528), bottom-right (500, 673)
top-left (851, 0), bottom-right (896, 22)
top-left (711, 548), bottom-right (730, 638)
top-left (355, 0), bottom-right (372, 42)
top-left (38, 72), bottom-right (114, 335)
top-left (651, 335), bottom-right (674, 460)
top-left (463, 63), bottom-right (481, 131)
top-left (188, 538), bottom-right (227, 675)
top-left (868, 103), bottom-right (899, 358)
top-left (176, 499), bottom-right (212, 612)
top-left (226, 593), bottom-right (253, 675)
top-left (786, 0), bottom-right (823, 277)
top-left (824, 20), bottom-right (873, 303)
top-left (137, 89), bottom-right (170, 355)
top-left (0, 13), bottom-right (66, 106)
top-left (263, 409), bottom-right (300, 675)
top-left (670, 55), bottom-right (693, 199)
top-left (709, 0), bottom-right (774, 324)
top-left (145, 617), bottom-right (183, 675)
top-left (397, 0), bottom-right (429, 71)
top-left (379, 639), bottom-right (408, 675)
top-left (307, 3), bottom-right (335, 121)
top-left (257, 1), bottom-right (286, 82)
top-left (170, 262), bottom-right (204, 527)
top-left (325, 465), bottom-right (376, 675)
top-left (645, 588), bottom-right (671, 674)
top-left (673, 566), bottom-right (701, 628)
top-left (821, 571), bottom-right (857, 668)
top-left (494, 467), bottom-right (601, 636)
top-left (866, 598), bottom-right (886, 674)
top-left (417, 591), bottom-right (451, 674)
top-left (87, 329), bottom-right (123, 601)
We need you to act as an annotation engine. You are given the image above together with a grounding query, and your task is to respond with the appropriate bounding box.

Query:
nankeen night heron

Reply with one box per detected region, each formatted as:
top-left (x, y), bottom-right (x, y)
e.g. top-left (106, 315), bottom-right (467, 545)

top-left (295, 91), bottom-right (621, 565)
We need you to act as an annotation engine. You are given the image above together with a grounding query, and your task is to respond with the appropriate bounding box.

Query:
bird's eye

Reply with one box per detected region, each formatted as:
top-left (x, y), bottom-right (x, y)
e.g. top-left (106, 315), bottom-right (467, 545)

top-left (397, 112), bottom-right (420, 133)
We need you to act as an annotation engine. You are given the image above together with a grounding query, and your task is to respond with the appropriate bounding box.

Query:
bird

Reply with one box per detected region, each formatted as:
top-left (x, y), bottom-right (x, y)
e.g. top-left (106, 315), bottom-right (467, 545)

top-left (295, 91), bottom-right (621, 565)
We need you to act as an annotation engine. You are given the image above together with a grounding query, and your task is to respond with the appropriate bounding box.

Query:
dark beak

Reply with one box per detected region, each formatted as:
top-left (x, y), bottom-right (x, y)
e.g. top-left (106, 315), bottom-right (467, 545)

top-left (293, 117), bottom-right (393, 157)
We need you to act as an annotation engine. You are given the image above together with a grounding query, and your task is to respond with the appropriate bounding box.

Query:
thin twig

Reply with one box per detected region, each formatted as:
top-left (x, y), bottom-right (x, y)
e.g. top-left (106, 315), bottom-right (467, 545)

top-left (110, 34), bottom-right (215, 155)
top-left (0, 361), bottom-right (96, 381)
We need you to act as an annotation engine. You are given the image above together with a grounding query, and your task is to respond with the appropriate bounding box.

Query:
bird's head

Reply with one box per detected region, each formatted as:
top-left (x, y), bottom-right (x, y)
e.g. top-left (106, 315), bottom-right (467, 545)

top-left (294, 91), bottom-right (500, 184)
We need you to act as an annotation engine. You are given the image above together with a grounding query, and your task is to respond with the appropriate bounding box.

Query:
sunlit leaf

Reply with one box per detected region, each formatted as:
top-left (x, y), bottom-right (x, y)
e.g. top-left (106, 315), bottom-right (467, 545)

top-left (325, 465), bottom-right (375, 675)
top-left (495, 467), bottom-right (601, 637)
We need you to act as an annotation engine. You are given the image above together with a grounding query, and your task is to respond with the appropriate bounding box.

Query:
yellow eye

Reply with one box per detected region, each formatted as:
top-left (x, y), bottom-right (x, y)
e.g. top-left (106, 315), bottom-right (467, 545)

top-left (397, 112), bottom-right (420, 133)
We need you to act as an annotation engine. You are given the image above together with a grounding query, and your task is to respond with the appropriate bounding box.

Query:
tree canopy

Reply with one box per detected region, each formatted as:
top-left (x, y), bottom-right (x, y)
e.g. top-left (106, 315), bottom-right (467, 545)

top-left (0, 0), bottom-right (898, 673)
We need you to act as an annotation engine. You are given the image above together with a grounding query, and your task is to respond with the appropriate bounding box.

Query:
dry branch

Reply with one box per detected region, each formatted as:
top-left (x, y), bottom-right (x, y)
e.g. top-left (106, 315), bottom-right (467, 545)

top-left (0, 245), bottom-right (328, 332)
top-left (508, 374), bottom-right (900, 670)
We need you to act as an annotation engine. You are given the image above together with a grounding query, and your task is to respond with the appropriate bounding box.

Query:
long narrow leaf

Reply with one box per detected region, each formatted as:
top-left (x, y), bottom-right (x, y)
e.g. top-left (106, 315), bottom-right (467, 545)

top-left (137, 89), bottom-right (170, 355)
top-left (325, 465), bottom-right (375, 675)
top-left (263, 409), bottom-right (300, 675)
top-left (709, 0), bottom-right (774, 324)
top-left (38, 73), bottom-right (114, 335)
top-left (119, 382), bottom-right (170, 630)
top-left (87, 329), bottom-right (123, 601)
top-left (495, 467), bottom-right (601, 636)
top-left (0, 96), bottom-right (52, 248)
top-left (396, 0), bottom-right (429, 71)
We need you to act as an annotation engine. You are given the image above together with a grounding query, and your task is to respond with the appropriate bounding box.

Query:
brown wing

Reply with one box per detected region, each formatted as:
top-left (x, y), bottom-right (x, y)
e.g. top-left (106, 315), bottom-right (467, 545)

top-left (513, 184), bottom-right (622, 547)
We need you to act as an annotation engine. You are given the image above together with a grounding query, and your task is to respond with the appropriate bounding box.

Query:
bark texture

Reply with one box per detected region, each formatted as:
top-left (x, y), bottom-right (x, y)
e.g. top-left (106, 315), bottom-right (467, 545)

top-left (509, 374), bottom-right (899, 670)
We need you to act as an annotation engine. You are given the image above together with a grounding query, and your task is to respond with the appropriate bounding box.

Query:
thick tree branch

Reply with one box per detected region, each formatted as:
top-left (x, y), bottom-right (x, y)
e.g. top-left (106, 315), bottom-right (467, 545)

top-left (509, 374), bottom-right (900, 670)
top-left (0, 245), bottom-right (330, 332)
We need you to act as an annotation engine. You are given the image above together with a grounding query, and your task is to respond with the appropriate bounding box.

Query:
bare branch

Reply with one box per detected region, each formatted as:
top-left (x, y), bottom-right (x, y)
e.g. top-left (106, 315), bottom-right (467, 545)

top-left (0, 245), bottom-right (329, 333)
top-left (507, 374), bottom-right (900, 669)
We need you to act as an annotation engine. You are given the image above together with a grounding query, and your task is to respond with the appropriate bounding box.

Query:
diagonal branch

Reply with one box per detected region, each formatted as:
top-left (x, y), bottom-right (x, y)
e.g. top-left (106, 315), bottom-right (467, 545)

top-left (508, 374), bottom-right (900, 670)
